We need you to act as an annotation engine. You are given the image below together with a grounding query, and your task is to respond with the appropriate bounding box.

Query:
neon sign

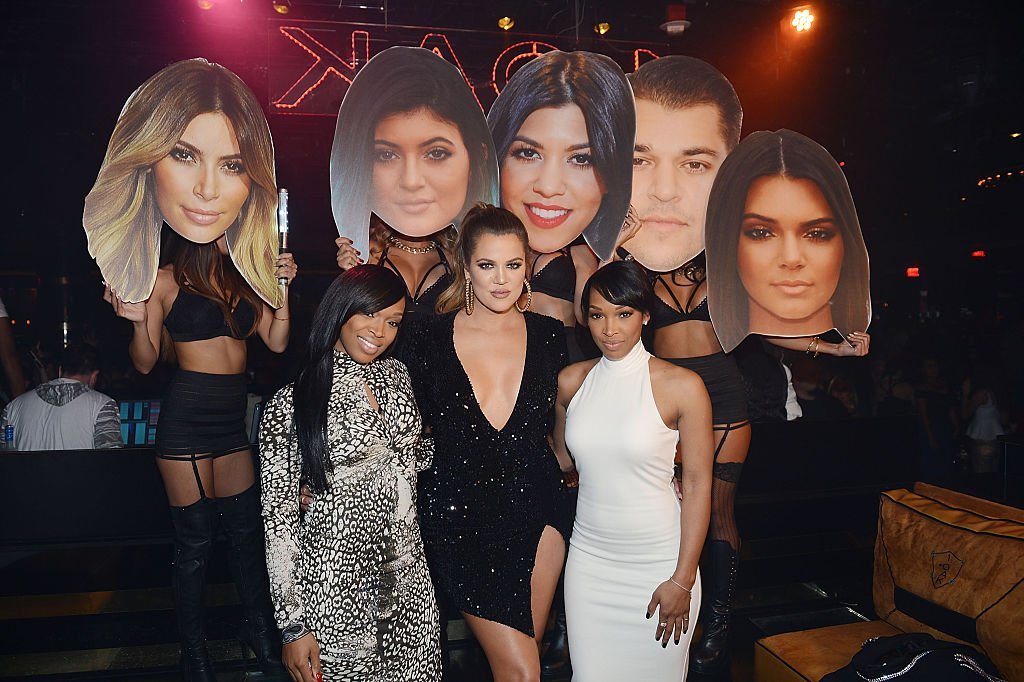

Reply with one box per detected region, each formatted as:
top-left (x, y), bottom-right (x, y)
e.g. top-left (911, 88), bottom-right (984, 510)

top-left (268, 21), bottom-right (665, 115)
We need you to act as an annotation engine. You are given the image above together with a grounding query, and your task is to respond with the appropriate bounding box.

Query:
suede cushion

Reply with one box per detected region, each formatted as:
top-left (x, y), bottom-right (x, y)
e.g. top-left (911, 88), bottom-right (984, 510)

top-left (874, 486), bottom-right (1024, 681)
top-left (755, 620), bottom-right (901, 682)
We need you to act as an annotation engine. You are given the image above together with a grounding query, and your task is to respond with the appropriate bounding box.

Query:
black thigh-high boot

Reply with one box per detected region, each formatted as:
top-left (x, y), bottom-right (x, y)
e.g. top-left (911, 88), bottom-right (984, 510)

top-left (691, 539), bottom-right (740, 674)
top-left (216, 484), bottom-right (285, 677)
top-left (540, 579), bottom-right (571, 677)
top-left (170, 497), bottom-right (219, 682)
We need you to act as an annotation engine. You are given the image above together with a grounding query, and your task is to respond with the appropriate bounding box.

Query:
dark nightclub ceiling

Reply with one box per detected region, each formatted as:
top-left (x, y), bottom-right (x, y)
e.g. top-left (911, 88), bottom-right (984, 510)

top-left (3, 0), bottom-right (1022, 316)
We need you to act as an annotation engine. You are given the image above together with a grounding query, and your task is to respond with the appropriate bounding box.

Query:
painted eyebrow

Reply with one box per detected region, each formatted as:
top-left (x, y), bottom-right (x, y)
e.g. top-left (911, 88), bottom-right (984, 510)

top-left (175, 139), bottom-right (243, 162)
top-left (513, 135), bottom-right (590, 152)
top-left (742, 213), bottom-right (836, 227)
top-left (374, 136), bottom-right (456, 147)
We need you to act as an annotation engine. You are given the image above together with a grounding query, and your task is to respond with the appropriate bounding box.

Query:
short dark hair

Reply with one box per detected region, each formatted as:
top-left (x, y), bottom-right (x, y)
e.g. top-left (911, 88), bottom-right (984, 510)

top-left (705, 130), bottom-right (871, 352)
top-left (582, 260), bottom-right (655, 321)
top-left (435, 204), bottom-right (529, 314)
top-left (293, 265), bottom-right (407, 492)
top-left (628, 56), bottom-right (743, 149)
top-left (488, 50), bottom-right (635, 260)
top-left (61, 344), bottom-right (100, 377)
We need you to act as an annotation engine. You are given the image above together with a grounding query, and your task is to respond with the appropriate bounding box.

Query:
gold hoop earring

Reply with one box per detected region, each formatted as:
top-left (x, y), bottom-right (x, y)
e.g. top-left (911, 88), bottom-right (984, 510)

top-left (515, 279), bottom-right (532, 313)
top-left (464, 276), bottom-right (475, 315)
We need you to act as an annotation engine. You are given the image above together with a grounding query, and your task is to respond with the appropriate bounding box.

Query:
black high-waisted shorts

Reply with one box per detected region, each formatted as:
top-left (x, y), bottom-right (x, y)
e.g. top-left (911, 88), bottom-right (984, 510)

top-left (664, 353), bottom-right (748, 425)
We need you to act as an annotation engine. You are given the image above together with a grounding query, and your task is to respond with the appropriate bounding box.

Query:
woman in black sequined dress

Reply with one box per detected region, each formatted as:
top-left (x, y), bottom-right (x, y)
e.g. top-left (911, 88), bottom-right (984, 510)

top-left (405, 205), bottom-right (574, 681)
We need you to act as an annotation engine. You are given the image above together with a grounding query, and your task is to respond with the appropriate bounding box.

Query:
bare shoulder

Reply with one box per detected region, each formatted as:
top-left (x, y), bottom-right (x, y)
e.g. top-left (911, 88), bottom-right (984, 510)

top-left (152, 267), bottom-right (179, 304)
top-left (557, 359), bottom-right (599, 399)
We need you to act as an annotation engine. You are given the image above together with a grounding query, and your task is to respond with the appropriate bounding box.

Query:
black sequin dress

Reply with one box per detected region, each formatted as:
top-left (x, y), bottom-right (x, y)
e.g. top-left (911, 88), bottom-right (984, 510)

top-left (404, 311), bottom-right (573, 637)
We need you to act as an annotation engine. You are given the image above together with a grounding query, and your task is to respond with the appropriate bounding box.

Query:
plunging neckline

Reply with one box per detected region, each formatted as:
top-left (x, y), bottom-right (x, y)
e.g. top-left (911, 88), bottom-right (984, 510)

top-left (450, 313), bottom-right (530, 434)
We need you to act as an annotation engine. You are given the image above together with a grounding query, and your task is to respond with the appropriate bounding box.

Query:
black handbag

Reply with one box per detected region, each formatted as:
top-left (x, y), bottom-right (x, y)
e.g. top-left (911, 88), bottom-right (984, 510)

top-left (820, 633), bottom-right (1005, 682)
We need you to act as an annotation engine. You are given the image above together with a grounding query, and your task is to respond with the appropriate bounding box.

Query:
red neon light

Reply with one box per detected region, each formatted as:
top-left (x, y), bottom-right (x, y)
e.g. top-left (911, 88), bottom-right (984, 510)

top-left (905, 267), bottom-right (920, 278)
top-left (971, 250), bottom-right (986, 258)
top-left (491, 41), bottom-right (558, 95)
top-left (420, 33), bottom-right (483, 109)
top-left (633, 49), bottom-right (660, 71)
top-left (273, 27), bottom-right (369, 110)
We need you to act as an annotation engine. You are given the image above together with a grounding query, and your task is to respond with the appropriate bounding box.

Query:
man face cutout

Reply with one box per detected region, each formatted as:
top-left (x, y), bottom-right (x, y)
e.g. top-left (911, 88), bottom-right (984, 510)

top-left (625, 101), bottom-right (730, 271)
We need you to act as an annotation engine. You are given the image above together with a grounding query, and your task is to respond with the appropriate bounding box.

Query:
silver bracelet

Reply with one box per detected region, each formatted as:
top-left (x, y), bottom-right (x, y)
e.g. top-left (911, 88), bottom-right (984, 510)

top-left (668, 577), bottom-right (692, 594)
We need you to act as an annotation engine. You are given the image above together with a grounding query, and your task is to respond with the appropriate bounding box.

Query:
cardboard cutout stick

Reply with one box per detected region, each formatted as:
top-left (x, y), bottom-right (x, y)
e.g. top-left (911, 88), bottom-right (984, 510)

top-left (330, 47), bottom-right (499, 256)
top-left (706, 130), bottom-right (871, 353)
top-left (488, 50), bottom-right (635, 261)
top-left (83, 58), bottom-right (282, 307)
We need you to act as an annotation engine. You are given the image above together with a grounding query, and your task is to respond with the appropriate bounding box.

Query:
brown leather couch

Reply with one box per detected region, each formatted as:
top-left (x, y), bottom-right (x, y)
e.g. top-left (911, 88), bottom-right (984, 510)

top-left (754, 483), bottom-right (1024, 682)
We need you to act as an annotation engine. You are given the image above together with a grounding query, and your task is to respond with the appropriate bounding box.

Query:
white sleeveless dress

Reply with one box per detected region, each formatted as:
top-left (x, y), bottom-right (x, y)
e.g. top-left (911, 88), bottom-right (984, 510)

top-left (564, 341), bottom-right (701, 681)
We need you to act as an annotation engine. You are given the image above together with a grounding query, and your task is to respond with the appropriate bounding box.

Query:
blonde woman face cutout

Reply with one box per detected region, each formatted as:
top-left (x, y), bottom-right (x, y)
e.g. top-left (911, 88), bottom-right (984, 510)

top-left (371, 107), bottom-right (471, 237)
top-left (153, 112), bottom-right (252, 244)
top-left (500, 105), bottom-right (604, 254)
top-left (737, 176), bottom-right (844, 331)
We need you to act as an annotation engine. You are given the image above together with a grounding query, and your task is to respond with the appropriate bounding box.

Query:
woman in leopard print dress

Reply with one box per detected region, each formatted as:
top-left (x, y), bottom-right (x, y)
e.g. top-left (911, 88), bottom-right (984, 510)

top-left (259, 266), bottom-right (441, 682)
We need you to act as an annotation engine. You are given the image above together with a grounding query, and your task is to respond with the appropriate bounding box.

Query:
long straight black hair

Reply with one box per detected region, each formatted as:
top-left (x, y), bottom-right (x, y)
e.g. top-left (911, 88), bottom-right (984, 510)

top-left (293, 265), bottom-right (406, 492)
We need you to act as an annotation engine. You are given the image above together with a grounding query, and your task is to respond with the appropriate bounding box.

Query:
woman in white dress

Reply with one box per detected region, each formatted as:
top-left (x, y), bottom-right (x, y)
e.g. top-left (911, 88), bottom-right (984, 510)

top-left (553, 260), bottom-right (714, 681)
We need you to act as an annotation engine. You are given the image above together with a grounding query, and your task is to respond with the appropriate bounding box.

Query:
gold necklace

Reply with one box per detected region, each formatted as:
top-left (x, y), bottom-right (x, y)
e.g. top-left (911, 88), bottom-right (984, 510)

top-left (386, 234), bottom-right (436, 255)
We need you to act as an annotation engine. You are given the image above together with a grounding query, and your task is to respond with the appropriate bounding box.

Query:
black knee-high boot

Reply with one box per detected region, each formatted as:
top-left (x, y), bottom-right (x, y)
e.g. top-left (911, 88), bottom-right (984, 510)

top-left (216, 484), bottom-right (285, 676)
top-left (171, 497), bottom-right (219, 682)
top-left (691, 539), bottom-right (739, 674)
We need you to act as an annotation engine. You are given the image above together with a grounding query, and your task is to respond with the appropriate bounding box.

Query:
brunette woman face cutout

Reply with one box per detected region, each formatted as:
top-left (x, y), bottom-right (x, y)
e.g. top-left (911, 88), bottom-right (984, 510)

top-left (500, 105), bottom-right (604, 254)
top-left (737, 175), bottom-right (843, 334)
top-left (371, 107), bottom-right (472, 238)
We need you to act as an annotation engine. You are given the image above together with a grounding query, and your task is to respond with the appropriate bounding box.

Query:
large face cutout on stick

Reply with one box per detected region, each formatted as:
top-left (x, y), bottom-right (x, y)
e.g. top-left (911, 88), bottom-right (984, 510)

top-left (488, 50), bottom-right (635, 260)
top-left (330, 47), bottom-right (499, 255)
top-left (83, 58), bottom-right (281, 306)
top-left (620, 56), bottom-right (741, 272)
top-left (705, 130), bottom-right (871, 353)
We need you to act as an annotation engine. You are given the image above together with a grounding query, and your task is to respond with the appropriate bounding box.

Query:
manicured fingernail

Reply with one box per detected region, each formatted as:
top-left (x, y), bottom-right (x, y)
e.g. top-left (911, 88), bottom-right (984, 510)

top-left (645, 612), bottom-right (651, 619)
top-left (662, 641), bottom-right (668, 648)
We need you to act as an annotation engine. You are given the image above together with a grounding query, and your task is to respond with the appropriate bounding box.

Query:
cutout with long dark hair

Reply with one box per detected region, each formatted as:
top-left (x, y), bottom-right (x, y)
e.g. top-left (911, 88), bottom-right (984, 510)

top-left (293, 265), bottom-right (406, 492)
top-left (487, 50), bottom-right (635, 261)
top-left (705, 129), bottom-right (871, 353)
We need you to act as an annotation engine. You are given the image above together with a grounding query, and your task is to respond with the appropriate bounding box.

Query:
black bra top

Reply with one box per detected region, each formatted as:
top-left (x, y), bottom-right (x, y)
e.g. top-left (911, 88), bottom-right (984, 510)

top-left (379, 242), bottom-right (453, 319)
top-left (164, 287), bottom-right (257, 342)
top-left (529, 251), bottom-right (576, 303)
top-left (649, 274), bottom-right (711, 329)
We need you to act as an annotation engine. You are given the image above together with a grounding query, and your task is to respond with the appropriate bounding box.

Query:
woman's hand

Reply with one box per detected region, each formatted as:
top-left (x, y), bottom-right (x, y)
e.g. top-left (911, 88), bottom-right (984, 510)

top-left (103, 284), bottom-right (147, 324)
top-left (647, 579), bottom-right (693, 647)
top-left (836, 331), bottom-right (870, 357)
top-left (299, 483), bottom-right (314, 514)
top-left (561, 465), bottom-right (579, 489)
top-left (276, 252), bottom-right (299, 284)
top-left (335, 237), bottom-right (364, 271)
top-left (282, 633), bottom-right (322, 682)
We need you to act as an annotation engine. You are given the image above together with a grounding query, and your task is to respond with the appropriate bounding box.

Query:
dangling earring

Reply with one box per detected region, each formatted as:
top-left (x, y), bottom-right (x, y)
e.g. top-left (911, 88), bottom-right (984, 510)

top-left (464, 276), bottom-right (475, 315)
top-left (515, 279), bottom-right (533, 313)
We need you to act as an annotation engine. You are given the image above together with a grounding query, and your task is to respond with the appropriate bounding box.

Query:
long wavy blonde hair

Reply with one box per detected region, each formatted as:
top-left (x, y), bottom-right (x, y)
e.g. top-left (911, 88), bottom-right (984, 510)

top-left (83, 58), bottom-right (281, 306)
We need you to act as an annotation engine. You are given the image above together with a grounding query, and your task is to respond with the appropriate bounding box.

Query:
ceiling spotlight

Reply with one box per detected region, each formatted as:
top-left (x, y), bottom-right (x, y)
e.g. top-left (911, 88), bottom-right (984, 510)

top-left (197, 0), bottom-right (215, 9)
top-left (1012, 132), bottom-right (1022, 139)
top-left (272, 0), bottom-right (291, 14)
top-left (660, 4), bottom-right (691, 36)
top-left (498, 16), bottom-right (515, 31)
top-left (791, 8), bottom-right (815, 32)
top-left (594, 22), bottom-right (611, 35)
